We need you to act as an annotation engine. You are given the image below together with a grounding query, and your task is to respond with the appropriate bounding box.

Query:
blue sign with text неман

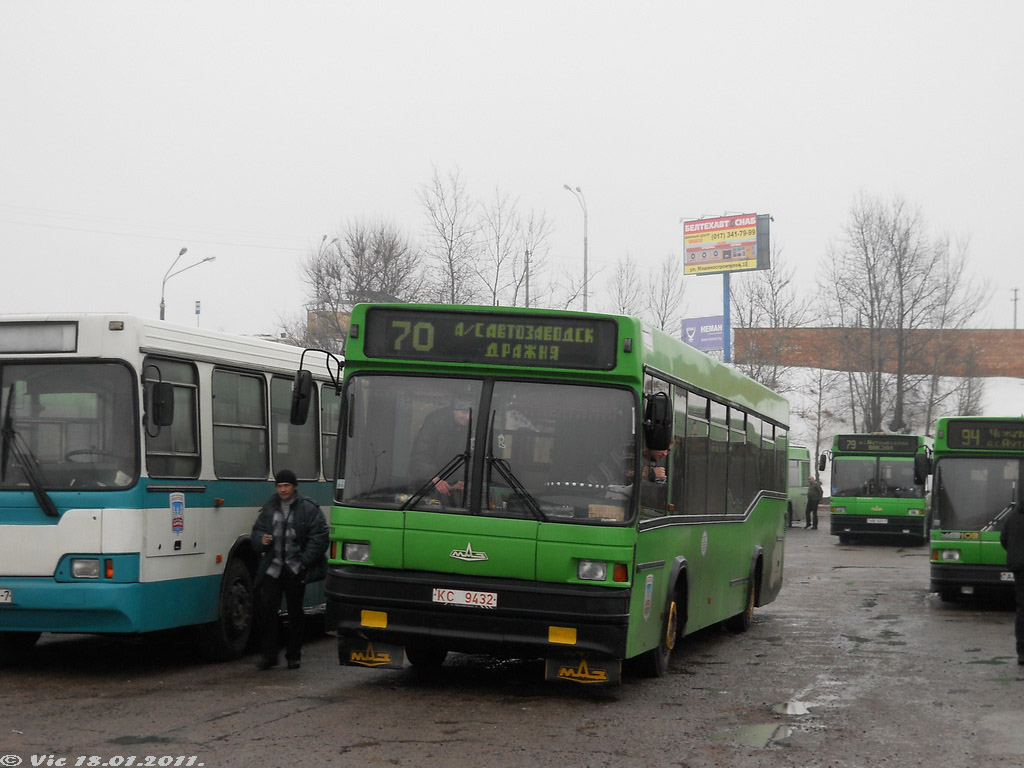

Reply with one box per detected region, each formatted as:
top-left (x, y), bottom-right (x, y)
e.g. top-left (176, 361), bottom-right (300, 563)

top-left (681, 315), bottom-right (724, 352)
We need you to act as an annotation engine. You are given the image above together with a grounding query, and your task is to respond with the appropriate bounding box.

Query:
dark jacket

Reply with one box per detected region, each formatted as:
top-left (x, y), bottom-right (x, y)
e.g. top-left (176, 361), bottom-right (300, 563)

top-left (251, 492), bottom-right (329, 583)
top-left (1000, 507), bottom-right (1024, 572)
top-left (807, 479), bottom-right (823, 505)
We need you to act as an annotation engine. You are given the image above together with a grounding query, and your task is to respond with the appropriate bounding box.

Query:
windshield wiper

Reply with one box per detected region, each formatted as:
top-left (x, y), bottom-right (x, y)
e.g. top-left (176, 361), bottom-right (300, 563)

top-left (982, 503), bottom-right (1015, 532)
top-left (485, 410), bottom-right (547, 521)
top-left (1, 384), bottom-right (59, 517)
top-left (402, 452), bottom-right (468, 511)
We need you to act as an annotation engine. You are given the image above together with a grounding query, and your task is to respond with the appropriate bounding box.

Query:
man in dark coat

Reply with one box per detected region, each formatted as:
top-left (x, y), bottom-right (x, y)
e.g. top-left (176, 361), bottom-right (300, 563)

top-left (999, 500), bottom-right (1024, 665)
top-left (805, 475), bottom-right (823, 529)
top-left (251, 469), bottom-right (328, 670)
top-left (409, 401), bottom-right (473, 503)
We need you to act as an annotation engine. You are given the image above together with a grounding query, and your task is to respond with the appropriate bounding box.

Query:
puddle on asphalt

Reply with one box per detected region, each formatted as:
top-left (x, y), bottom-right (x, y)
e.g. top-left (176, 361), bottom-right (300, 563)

top-left (712, 724), bottom-right (794, 748)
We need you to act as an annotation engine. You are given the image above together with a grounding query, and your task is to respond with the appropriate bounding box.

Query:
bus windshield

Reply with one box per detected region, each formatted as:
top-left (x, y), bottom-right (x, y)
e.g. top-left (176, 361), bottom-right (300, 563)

top-left (0, 363), bottom-right (137, 490)
top-left (832, 457), bottom-right (922, 498)
top-left (878, 459), bottom-right (923, 498)
top-left (831, 457), bottom-right (876, 497)
top-left (935, 457), bottom-right (1019, 531)
top-left (339, 374), bottom-right (636, 523)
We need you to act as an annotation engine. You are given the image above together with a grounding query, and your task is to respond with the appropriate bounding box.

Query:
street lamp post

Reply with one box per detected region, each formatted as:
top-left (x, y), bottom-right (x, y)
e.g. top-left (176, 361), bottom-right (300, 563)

top-left (563, 185), bottom-right (588, 311)
top-left (160, 247), bottom-right (216, 320)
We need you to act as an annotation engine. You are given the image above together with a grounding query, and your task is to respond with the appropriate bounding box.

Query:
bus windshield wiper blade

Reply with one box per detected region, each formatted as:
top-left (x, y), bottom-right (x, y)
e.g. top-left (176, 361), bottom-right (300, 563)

top-left (978, 501), bottom-right (1011, 532)
top-left (1, 387), bottom-right (59, 517)
top-left (488, 456), bottom-right (547, 521)
top-left (402, 452), bottom-right (467, 511)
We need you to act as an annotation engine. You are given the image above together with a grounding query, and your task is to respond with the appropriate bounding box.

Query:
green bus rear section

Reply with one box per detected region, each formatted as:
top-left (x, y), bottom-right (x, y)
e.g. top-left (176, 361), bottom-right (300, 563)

top-left (324, 304), bottom-right (790, 682)
top-left (825, 434), bottom-right (931, 542)
top-left (787, 445), bottom-right (810, 525)
top-left (927, 417), bottom-right (1021, 600)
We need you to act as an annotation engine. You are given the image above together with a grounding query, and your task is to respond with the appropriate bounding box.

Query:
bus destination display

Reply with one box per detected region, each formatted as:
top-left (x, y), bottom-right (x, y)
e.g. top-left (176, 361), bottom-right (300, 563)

top-left (836, 434), bottom-right (920, 454)
top-left (946, 420), bottom-right (1024, 451)
top-left (363, 308), bottom-right (618, 369)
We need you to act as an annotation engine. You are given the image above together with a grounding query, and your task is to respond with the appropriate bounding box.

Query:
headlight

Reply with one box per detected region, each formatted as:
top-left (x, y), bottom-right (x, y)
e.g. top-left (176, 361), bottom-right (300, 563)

top-left (833, 506), bottom-right (846, 515)
top-left (940, 549), bottom-right (960, 562)
top-left (343, 542), bottom-right (371, 562)
top-left (577, 560), bottom-right (607, 581)
top-left (908, 508), bottom-right (923, 516)
top-left (71, 558), bottom-right (100, 578)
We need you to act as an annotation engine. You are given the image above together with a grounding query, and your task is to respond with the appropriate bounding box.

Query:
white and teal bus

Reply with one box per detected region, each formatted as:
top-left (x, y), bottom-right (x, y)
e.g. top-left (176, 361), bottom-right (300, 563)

top-left (0, 314), bottom-right (338, 660)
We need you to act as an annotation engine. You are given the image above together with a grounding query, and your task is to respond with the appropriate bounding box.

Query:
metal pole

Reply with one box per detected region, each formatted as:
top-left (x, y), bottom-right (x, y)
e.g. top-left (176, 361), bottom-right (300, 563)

top-left (723, 272), bottom-right (731, 363)
top-left (160, 247), bottom-right (188, 320)
top-left (563, 185), bottom-right (588, 311)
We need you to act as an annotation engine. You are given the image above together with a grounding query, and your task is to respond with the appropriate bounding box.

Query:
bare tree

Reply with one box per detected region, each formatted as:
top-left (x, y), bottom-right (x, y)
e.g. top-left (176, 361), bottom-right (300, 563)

top-left (820, 193), bottom-right (986, 433)
top-left (477, 186), bottom-right (521, 306)
top-left (607, 253), bottom-right (644, 316)
top-left (511, 209), bottom-right (554, 308)
top-left (418, 166), bottom-right (482, 305)
top-left (794, 367), bottom-right (848, 461)
top-left (291, 220), bottom-right (425, 352)
top-left (645, 254), bottom-right (687, 332)
top-left (730, 249), bottom-right (809, 393)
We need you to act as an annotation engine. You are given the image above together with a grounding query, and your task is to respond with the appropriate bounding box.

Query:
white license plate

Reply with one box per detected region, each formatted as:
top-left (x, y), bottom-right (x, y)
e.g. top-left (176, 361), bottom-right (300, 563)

top-left (432, 587), bottom-right (498, 609)
top-left (866, 518), bottom-right (887, 524)
top-left (0, 588), bottom-right (12, 604)
top-left (1001, 572), bottom-right (1016, 582)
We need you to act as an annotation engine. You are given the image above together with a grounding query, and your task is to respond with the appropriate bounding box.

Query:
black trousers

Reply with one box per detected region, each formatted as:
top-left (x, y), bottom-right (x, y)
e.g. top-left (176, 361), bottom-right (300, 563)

top-left (257, 567), bottom-right (306, 663)
top-left (805, 499), bottom-right (819, 528)
top-left (1014, 570), bottom-right (1024, 658)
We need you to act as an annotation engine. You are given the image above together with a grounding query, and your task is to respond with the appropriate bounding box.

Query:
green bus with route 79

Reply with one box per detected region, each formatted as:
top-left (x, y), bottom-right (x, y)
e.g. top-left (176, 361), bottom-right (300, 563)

top-left (292, 303), bottom-right (790, 684)
top-left (818, 433), bottom-right (931, 544)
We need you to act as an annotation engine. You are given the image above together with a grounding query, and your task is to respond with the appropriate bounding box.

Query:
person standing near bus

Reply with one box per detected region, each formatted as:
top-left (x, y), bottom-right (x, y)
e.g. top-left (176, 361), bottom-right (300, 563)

top-left (999, 501), bottom-right (1024, 665)
top-left (805, 475), bottom-right (823, 529)
top-left (251, 469), bottom-right (329, 670)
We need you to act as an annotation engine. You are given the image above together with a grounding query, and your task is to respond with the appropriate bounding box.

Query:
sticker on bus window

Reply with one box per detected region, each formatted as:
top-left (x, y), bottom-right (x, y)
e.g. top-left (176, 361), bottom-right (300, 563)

top-left (170, 492), bottom-right (185, 534)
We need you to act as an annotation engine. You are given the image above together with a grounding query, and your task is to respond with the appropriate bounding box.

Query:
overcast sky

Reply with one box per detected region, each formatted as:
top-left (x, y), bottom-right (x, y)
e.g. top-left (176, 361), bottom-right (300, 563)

top-left (2, 2), bottom-right (1022, 352)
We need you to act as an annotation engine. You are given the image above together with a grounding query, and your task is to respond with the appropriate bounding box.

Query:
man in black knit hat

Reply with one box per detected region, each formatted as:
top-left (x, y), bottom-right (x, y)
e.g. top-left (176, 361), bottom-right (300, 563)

top-left (251, 469), bottom-right (328, 670)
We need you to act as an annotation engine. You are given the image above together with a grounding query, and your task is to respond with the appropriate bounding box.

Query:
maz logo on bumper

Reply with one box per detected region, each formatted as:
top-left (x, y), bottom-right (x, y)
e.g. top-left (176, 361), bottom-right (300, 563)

top-left (450, 543), bottom-right (488, 561)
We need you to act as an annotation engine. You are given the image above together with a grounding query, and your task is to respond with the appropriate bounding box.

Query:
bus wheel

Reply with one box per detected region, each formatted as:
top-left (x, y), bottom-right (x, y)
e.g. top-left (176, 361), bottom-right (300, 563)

top-left (726, 578), bottom-right (755, 633)
top-left (198, 558), bottom-right (254, 662)
top-left (0, 631), bottom-right (41, 659)
top-left (638, 599), bottom-right (677, 677)
top-left (405, 644), bottom-right (448, 669)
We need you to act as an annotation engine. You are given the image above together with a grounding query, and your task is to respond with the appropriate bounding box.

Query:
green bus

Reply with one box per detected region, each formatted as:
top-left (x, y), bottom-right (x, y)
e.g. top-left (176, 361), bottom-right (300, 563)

top-left (295, 303), bottom-right (790, 684)
top-left (922, 417), bottom-right (1022, 602)
top-left (787, 445), bottom-right (811, 527)
top-left (818, 433), bottom-right (932, 544)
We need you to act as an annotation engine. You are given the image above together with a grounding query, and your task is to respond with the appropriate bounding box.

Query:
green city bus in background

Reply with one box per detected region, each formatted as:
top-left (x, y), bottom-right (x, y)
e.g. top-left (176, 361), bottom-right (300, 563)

top-left (293, 303), bottom-right (790, 684)
top-left (921, 417), bottom-right (1023, 602)
top-left (818, 433), bottom-right (932, 544)
top-left (787, 445), bottom-right (811, 527)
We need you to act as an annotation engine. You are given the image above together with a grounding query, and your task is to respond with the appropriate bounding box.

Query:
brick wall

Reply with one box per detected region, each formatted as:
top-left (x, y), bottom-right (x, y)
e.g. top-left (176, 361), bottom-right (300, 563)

top-left (733, 328), bottom-right (1024, 377)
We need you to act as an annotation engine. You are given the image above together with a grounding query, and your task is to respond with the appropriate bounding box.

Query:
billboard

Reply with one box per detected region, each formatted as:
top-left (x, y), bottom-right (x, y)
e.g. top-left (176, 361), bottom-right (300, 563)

top-left (681, 315), bottom-right (724, 352)
top-left (683, 213), bottom-right (771, 276)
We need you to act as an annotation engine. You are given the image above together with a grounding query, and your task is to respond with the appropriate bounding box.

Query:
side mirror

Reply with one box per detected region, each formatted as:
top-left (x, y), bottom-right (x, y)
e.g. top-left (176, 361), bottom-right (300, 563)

top-left (290, 369), bottom-right (314, 425)
top-left (913, 453), bottom-right (931, 485)
top-left (643, 392), bottom-right (672, 452)
top-left (152, 382), bottom-right (175, 427)
top-left (817, 453), bottom-right (827, 473)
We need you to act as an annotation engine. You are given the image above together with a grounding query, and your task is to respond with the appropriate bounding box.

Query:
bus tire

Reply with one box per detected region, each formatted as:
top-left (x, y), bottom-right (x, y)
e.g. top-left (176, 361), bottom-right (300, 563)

top-left (0, 631), bottom-right (41, 659)
top-left (637, 598), bottom-right (677, 677)
top-left (198, 558), bottom-right (254, 662)
top-left (406, 644), bottom-right (448, 669)
top-left (726, 574), bottom-right (756, 633)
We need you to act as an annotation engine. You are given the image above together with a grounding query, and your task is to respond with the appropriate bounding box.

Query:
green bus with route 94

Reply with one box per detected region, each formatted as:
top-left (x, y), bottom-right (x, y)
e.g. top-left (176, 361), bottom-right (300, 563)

top-left (920, 417), bottom-right (1023, 602)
